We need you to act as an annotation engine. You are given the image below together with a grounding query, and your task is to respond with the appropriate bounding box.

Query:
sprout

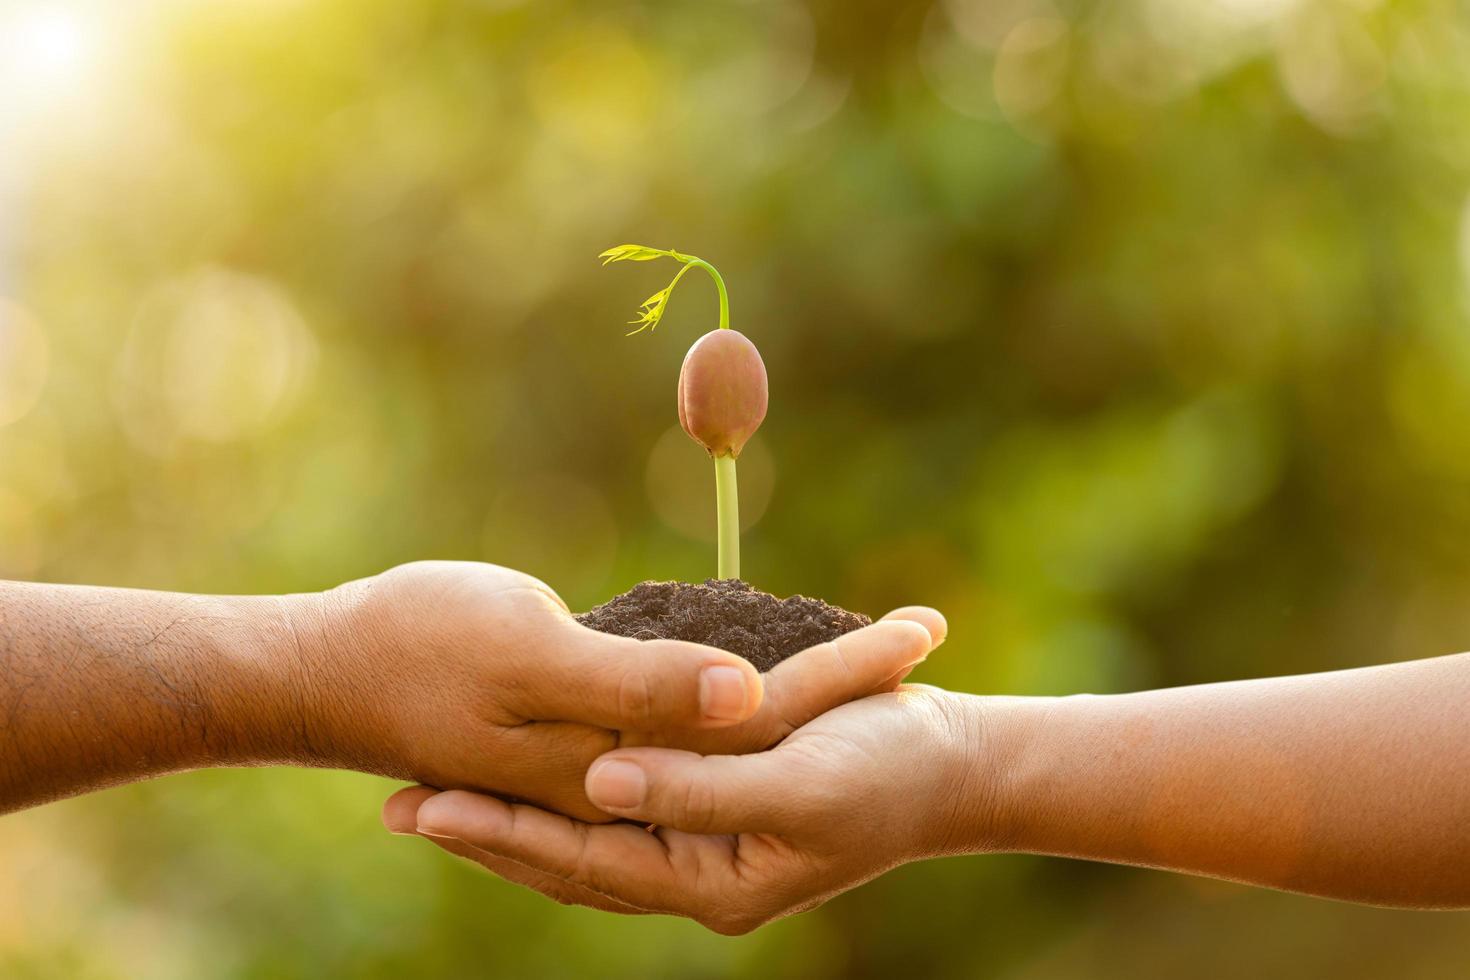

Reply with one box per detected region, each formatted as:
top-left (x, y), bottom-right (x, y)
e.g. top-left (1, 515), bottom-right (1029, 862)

top-left (600, 245), bottom-right (768, 580)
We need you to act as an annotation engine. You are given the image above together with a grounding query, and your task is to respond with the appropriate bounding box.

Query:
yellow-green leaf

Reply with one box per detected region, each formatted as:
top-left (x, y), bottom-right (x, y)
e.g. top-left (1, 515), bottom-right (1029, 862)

top-left (598, 244), bottom-right (671, 265)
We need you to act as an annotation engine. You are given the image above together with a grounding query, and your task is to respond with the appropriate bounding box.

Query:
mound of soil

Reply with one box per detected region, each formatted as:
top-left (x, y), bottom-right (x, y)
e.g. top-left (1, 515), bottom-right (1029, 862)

top-left (576, 579), bottom-right (870, 672)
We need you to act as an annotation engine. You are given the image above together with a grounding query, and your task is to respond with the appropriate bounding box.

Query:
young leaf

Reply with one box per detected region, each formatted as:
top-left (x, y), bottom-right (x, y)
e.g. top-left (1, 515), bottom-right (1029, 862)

top-left (599, 244), bottom-right (673, 265)
top-left (599, 243), bottom-right (725, 335)
top-left (627, 284), bottom-right (674, 334)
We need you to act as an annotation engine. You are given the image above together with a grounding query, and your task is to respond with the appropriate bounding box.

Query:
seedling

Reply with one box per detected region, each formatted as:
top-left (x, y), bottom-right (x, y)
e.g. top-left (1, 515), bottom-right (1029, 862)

top-left (599, 245), bottom-right (768, 580)
top-left (581, 245), bottom-right (869, 671)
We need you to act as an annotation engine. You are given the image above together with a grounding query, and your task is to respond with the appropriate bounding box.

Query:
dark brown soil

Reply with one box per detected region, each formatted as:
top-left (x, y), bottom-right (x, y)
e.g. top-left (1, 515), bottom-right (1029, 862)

top-left (576, 579), bottom-right (871, 672)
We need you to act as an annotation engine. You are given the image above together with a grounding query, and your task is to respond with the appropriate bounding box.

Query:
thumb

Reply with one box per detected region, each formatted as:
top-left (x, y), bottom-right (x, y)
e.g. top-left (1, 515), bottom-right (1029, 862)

top-left (509, 620), bottom-right (765, 731)
top-left (584, 746), bottom-right (809, 835)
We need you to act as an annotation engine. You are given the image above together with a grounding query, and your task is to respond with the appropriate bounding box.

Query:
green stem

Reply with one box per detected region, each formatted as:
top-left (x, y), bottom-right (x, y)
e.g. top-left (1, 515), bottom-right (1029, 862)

top-left (714, 454), bottom-right (739, 580)
top-left (681, 256), bottom-right (730, 331)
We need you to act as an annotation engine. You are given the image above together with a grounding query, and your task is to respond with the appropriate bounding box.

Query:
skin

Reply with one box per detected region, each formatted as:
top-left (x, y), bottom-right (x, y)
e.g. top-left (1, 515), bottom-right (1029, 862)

top-left (0, 560), bottom-right (944, 819)
top-left (387, 652), bottom-right (1470, 933)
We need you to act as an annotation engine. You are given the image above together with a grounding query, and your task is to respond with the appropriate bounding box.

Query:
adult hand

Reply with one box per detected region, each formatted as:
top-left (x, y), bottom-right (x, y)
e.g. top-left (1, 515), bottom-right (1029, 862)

top-left (0, 561), bottom-right (936, 818)
top-left (388, 684), bottom-right (983, 932)
top-left (392, 647), bottom-right (1470, 919)
top-left (315, 561), bottom-right (945, 821)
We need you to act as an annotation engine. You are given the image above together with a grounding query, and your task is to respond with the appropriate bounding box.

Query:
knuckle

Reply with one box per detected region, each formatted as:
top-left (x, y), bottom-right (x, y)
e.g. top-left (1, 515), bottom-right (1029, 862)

top-left (617, 668), bottom-right (656, 729)
top-left (814, 640), bottom-right (848, 677)
top-left (566, 825), bottom-right (599, 887)
top-left (672, 776), bottom-right (718, 832)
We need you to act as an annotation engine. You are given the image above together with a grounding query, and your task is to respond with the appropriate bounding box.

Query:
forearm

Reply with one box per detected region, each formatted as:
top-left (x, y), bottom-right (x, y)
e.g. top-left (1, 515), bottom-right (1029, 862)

top-left (0, 580), bottom-right (329, 812)
top-left (952, 653), bottom-right (1470, 907)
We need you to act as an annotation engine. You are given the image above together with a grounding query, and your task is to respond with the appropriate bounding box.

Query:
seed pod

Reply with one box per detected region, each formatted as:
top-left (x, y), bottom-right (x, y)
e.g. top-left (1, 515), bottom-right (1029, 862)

top-left (677, 329), bottom-right (768, 459)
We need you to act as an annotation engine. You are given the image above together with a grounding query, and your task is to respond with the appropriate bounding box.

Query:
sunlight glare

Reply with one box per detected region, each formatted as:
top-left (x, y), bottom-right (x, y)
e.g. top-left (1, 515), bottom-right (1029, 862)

top-left (0, 5), bottom-right (100, 113)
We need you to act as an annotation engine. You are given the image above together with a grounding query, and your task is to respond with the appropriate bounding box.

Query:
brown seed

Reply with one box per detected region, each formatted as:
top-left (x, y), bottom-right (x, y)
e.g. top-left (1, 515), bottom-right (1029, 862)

top-left (677, 329), bottom-right (768, 458)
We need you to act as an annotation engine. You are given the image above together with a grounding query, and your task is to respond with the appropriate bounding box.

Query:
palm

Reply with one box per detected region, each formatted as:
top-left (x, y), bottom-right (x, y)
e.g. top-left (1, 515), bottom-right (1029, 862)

top-left (650, 689), bottom-right (955, 920)
top-left (361, 562), bottom-right (941, 821)
top-left (396, 685), bottom-right (964, 933)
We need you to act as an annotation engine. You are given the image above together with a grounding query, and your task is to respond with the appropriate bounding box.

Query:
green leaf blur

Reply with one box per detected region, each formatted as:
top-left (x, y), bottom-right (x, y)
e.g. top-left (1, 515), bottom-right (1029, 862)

top-left (3, 0), bottom-right (1470, 975)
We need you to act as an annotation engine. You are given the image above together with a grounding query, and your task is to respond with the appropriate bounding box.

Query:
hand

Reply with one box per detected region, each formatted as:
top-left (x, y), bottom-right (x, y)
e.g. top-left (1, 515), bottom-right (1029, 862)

top-left (299, 561), bottom-right (945, 822)
top-left (386, 685), bottom-right (987, 933)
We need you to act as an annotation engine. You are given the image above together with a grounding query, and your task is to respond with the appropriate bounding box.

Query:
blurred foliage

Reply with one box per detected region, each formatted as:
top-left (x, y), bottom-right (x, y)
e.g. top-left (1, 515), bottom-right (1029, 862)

top-left (3, 0), bottom-right (1470, 975)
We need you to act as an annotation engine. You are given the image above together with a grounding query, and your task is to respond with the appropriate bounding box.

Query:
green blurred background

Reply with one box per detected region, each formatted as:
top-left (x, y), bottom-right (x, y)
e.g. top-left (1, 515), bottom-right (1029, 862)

top-left (3, 0), bottom-right (1470, 975)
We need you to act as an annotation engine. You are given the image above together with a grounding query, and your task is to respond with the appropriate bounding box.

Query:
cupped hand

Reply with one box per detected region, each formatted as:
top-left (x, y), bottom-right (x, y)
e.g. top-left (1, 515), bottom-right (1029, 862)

top-left (388, 685), bottom-right (985, 933)
top-left (305, 561), bottom-right (943, 822)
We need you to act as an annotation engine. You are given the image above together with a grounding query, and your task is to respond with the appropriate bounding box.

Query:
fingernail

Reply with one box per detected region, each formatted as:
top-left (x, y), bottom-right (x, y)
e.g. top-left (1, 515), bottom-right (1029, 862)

top-left (415, 825), bottom-right (454, 839)
top-left (699, 665), bottom-right (750, 721)
top-left (587, 759), bottom-right (647, 810)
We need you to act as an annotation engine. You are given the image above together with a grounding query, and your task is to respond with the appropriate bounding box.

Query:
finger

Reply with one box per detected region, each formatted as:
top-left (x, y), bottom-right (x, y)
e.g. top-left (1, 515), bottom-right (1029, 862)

top-left (415, 789), bottom-right (695, 915)
top-left (382, 785), bottom-right (440, 835)
top-left (757, 611), bottom-right (942, 739)
top-left (880, 606), bottom-right (947, 646)
top-left (856, 609), bottom-right (950, 695)
top-left (858, 613), bottom-right (945, 695)
top-left (620, 608), bottom-right (946, 756)
top-left (490, 720), bottom-right (621, 823)
top-left (584, 746), bottom-right (807, 835)
top-left (381, 786), bottom-right (643, 913)
top-left (385, 727), bottom-right (617, 826)
top-left (420, 834), bottom-right (648, 915)
top-left (508, 619), bottom-right (764, 731)
top-left (864, 664), bottom-right (918, 698)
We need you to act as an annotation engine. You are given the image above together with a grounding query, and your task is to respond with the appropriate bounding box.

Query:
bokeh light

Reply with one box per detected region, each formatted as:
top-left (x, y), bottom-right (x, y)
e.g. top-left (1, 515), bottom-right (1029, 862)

top-left (645, 424), bottom-right (775, 544)
top-left (111, 267), bottom-right (317, 454)
top-left (1, 0), bottom-right (1470, 975)
top-left (483, 472), bottom-right (619, 604)
top-left (0, 300), bottom-right (50, 428)
top-left (0, 4), bottom-right (98, 97)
